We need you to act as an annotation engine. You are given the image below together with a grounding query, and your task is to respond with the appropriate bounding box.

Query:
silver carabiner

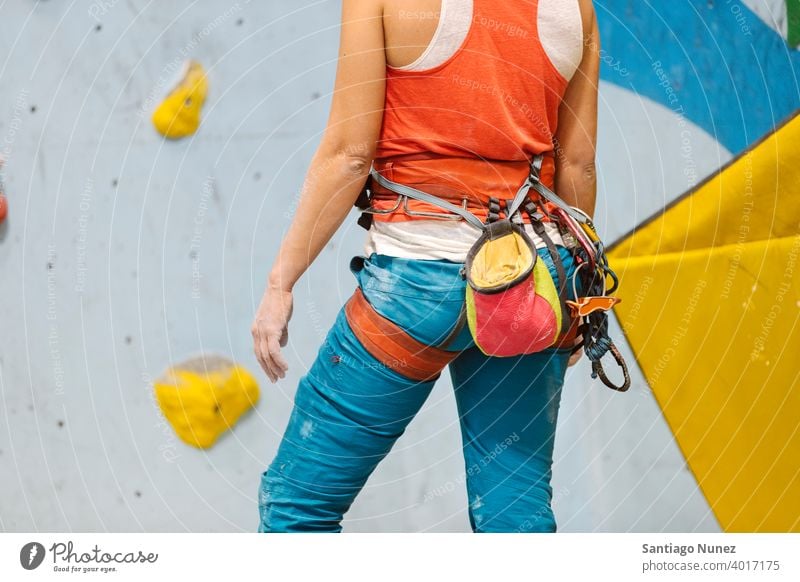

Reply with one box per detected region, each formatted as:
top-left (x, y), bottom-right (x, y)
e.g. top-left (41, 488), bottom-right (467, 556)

top-left (402, 195), bottom-right (469, 221)
top-left (359, 193), bottom-right (403, 215)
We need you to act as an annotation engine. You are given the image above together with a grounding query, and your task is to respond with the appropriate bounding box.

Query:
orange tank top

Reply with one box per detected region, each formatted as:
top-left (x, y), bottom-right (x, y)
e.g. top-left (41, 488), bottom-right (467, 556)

top-left (370, 0), bottom-right (571, 223)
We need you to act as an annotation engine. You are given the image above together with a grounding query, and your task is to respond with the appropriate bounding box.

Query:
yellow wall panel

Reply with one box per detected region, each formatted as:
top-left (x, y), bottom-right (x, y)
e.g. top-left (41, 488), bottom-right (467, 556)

top-left (609, 112), bottom-right (800, 532)
top-left (612, 113), bottom-right (800, 259)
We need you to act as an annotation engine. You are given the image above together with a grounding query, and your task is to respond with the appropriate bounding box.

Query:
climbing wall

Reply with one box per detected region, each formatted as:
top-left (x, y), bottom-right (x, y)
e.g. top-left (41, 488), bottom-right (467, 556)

top-left (610, 113), bottom-right (800, 532)
top-left (0, 0), bottom-right (795, 532)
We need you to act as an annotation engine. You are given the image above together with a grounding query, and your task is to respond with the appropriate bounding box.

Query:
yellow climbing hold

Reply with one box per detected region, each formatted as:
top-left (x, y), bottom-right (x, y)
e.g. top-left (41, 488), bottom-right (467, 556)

top-left (151, 60), bottom-right (208, 139)
top-left (154, 355), bottom-right (259, 449)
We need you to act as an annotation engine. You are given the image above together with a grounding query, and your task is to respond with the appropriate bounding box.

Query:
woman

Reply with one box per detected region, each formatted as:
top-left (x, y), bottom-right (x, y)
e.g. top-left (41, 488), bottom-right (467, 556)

top-left (252, 0), bottom-right (599, 532)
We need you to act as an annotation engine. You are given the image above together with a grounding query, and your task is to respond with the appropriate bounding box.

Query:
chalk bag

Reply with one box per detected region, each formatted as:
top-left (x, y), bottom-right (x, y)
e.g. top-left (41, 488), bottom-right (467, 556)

top-left (464, 219), bottom-right (562, 357)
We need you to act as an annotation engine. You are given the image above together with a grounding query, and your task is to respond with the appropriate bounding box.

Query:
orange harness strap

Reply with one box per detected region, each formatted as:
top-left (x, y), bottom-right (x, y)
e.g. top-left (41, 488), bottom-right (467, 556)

top-left (344, 288), bottom-right (460, 382)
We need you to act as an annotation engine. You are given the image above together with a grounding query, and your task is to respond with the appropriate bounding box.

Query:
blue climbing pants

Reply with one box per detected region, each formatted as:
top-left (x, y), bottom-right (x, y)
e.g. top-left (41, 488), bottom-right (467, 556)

top-left (258, 246), bottom-right (578, 532)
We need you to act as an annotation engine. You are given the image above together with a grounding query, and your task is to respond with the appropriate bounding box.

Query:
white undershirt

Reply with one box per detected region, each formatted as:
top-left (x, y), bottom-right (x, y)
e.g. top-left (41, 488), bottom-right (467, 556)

top-left (364, 218), bottom-right (570, 262)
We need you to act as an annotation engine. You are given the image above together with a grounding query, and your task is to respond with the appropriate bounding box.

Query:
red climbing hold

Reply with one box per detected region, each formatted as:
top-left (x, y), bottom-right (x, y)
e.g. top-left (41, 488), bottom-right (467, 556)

top-left (0, 155), bottom-right (6, 222)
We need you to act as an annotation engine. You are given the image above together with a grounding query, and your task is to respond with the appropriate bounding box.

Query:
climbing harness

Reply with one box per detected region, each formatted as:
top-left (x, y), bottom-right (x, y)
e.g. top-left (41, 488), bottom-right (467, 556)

top-left (353, 154), bottom-right (631, 392)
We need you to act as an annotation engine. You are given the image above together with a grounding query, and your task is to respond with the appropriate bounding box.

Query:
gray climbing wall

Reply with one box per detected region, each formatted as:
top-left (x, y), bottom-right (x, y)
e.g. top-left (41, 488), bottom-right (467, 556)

top-left (0, 0), bottom-right (720, 532)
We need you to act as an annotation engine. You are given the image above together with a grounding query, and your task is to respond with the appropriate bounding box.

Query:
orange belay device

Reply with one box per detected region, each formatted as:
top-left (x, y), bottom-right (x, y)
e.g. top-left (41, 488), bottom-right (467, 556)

top-left (355, 153), bottom-right (631, 392)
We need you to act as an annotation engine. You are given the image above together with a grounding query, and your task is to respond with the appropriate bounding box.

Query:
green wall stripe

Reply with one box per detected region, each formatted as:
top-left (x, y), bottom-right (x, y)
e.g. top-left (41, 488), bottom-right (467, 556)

top-left (788, 0), bottom-right (800, 47)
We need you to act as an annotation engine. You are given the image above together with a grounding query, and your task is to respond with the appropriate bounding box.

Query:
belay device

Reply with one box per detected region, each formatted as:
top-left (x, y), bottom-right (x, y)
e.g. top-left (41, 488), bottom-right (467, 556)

top-left (356, 153), bottom-right (631, 392)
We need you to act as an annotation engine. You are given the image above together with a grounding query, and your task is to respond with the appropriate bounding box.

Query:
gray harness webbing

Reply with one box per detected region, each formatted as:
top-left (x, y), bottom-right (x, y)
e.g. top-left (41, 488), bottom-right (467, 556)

top-left (368, 153), bottom-right (581, 231)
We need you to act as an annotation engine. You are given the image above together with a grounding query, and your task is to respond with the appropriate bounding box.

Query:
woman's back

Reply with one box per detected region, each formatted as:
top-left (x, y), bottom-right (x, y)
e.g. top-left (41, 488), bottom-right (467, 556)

top-left (377, 0), bottom-right (584, 165)
top-left (367, 0), bottom-right (587, 260)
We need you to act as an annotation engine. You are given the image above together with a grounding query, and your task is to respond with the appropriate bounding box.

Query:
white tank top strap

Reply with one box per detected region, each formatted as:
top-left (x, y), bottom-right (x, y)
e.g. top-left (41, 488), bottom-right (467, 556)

top-left (391, 0), bottom-right (583, 81)
top-left (538, 0), bottom-right (584, 81)
top-left (392, 0), bottom-right (473, 72)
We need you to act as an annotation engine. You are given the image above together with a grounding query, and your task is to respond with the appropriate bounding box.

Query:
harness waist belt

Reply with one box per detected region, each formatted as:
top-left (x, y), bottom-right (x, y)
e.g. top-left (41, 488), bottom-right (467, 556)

top-left (366, 153), bottom-right (560, 225)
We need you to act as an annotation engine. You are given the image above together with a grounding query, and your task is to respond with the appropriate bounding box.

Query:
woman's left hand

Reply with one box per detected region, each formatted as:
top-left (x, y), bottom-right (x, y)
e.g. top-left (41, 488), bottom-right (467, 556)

top-left (251, 285), bottom-right (294, 383)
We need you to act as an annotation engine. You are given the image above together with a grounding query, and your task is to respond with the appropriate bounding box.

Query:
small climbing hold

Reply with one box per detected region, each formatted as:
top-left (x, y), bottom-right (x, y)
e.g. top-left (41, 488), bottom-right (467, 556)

top-left (153, 355), bottom-right (259, 449)
top-left (151, 60), bottom-right (208, 140)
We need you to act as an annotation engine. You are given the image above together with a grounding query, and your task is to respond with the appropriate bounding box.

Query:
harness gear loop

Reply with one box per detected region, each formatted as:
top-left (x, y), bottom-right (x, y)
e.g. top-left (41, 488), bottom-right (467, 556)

top-left (366, 170), bottom-right (486, 230)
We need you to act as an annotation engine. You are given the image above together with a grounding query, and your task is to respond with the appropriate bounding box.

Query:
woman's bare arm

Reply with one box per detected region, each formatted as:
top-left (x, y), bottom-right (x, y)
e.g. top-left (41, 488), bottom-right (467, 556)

top-left (553, 0), bottom-right (600, 217)
top-left (252, 0), bottom-right (386, 381)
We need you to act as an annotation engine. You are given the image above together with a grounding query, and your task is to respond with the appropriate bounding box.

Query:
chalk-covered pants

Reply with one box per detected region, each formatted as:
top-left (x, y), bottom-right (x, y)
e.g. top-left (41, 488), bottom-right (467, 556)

top-left (258, 245), bottom-right (578, 532)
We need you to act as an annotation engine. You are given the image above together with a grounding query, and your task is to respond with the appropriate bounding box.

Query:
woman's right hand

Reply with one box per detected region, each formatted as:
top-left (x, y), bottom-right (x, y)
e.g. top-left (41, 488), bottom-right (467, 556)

top-left (251, 285), bottom-right (294, 383)
top-left (567, 333), bottom-right (584, 367)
